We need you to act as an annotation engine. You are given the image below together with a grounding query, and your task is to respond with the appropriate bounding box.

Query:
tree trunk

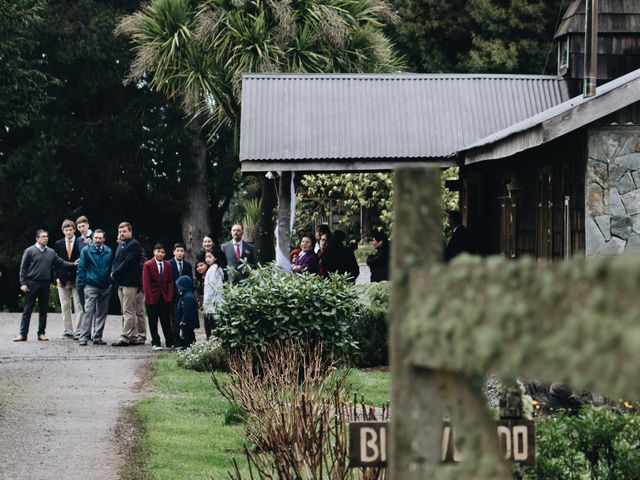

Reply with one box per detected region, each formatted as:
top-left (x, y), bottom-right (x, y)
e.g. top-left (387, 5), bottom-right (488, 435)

top-left (256, 176), bottom-right (277, 263)
top-left (181, 122), bottom-right (210, 264)
top-left (275, 171), bottom-right (293, 270)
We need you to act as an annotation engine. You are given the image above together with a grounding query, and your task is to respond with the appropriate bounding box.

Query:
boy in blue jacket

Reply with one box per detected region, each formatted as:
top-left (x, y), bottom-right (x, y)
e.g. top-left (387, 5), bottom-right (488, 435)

top-left (174, 275), bottom-right (199, 349)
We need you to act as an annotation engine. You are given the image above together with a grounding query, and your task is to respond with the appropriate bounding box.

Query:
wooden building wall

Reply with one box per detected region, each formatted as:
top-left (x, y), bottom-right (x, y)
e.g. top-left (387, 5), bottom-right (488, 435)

top-left (460, 130), bottom-right (586, 260)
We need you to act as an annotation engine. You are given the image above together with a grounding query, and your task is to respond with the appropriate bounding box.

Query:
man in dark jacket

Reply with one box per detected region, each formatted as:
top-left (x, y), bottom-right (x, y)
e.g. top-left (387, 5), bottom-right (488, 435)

top-left (111, 222), bottom-right (143, 346)
top-left (322, 230), bottom-right (360, 283)
top-left (175, 275), bottom-right (199, 349)
top-left (76, 229), bottom-right (113, 346)
top-left (444, 210), bottom-right (471, 263)
top-left (15, 229), bottom-right (77, 341)
top-left (366, 230), bottom-right (390, 282)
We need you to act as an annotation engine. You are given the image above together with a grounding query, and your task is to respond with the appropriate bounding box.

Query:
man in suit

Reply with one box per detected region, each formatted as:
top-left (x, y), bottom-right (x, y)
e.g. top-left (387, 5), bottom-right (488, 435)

top-left (54, 219), bottom-right (83, 339)
top-left (169, 243), bottom-right (192, 345)
top-left (142, 244), bottom-right (174, 351)
top-left (75, 215), bottom-right (93, 315)
top-left (444, 210), bottom-right (471, 263)
top-left (76, 215), bottom-right (93, 252)
top-left (222, 223), bottom-right (257, 283)
top-left (169, 243), bottom-right (193, 282)
top-left (111, 221), bottom-right (143, 346)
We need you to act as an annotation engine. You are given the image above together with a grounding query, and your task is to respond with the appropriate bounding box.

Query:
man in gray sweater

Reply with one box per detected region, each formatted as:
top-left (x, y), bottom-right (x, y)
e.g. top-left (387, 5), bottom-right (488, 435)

top-left (15, 229), bottom-right (77, 342)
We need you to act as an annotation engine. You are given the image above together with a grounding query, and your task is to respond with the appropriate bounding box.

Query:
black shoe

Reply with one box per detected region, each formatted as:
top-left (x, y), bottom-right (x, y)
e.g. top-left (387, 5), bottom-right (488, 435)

top-left (111, 340), bottom-right (131, 347)
top-left (78, 340), bottom-right (88, 346)
top-left (93, 339), bottom-right (107, 345)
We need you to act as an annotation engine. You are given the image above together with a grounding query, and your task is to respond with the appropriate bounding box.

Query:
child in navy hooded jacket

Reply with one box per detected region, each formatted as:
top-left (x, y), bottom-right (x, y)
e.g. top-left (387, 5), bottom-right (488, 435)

top-left (175, 275), bottom-right (199, 348)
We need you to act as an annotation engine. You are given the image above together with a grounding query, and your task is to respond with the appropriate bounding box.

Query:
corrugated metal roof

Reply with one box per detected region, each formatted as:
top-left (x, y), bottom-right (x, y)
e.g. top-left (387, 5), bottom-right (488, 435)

top-left (461, 68), bottom-right (640, 164)
top-left (240, 73), bottom-right (569, 168)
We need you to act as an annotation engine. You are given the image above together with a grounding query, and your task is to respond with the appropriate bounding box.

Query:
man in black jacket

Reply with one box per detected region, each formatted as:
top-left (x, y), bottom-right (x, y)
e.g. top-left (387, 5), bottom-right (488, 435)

top-left (53, 219), bottom-right (83, 339)
top-left (366, 230), bottom-right (390, 282)
top-left (15, 229), bottom-right (77, 341)
top-left (444, 210), bottom-right (471, 263)
top-left (111, 222), bottom-right (143, 346)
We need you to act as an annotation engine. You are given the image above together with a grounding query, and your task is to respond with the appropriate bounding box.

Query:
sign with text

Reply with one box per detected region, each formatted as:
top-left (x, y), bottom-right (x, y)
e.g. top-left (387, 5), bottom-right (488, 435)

top-left (348, 419), bottom-right (535, 467)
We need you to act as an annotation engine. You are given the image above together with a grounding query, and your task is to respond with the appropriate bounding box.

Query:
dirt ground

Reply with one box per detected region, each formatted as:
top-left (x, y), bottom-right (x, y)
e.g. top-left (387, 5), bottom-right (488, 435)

top-left (0, 313), bottom-right (154, 480)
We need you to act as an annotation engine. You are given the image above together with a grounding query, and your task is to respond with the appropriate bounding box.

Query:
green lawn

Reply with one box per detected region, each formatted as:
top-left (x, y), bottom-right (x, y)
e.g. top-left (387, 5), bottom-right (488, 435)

top-left (136, 354), bottom-right (390, 479)
top-left (135, 354), bottom-right (246, 479)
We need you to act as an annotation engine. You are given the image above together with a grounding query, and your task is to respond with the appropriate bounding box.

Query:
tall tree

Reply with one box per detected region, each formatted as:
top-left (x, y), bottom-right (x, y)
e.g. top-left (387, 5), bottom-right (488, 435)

top-left (117, 0), bottom-right (404, 261)
top-left (0, 0), bottom-right (57, 131)
top-left (390, 0), bottom-right (567, 74)
top-left (0, 0), bottom-right (234, 310)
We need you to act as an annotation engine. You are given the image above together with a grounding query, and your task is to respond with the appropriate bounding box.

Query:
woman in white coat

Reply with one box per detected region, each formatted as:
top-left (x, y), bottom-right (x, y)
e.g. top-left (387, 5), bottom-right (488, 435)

top-left (202, 249), bottom-right (225, 340)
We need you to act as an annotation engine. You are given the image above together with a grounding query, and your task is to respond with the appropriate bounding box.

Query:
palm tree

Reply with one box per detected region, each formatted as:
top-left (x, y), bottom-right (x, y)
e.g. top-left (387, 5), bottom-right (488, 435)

top-left (116, 0), bottom-right (403, 258)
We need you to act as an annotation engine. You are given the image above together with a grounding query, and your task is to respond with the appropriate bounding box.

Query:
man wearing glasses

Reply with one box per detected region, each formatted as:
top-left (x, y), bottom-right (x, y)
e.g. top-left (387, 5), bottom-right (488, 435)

top-left (15, 229), bottom-right (77, 342)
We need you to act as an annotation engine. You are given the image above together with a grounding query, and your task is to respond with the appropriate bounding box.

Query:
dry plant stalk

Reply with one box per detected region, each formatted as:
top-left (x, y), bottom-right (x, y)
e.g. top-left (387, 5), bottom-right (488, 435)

top-left (212, 341), bottom-right (387, 480)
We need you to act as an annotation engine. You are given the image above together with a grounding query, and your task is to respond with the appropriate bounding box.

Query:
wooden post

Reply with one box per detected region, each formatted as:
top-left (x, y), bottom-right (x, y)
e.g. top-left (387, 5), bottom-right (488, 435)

top-left (390, 167), bottom-right (511, 479)
top-left (390, 167), bottom-right (444, 477)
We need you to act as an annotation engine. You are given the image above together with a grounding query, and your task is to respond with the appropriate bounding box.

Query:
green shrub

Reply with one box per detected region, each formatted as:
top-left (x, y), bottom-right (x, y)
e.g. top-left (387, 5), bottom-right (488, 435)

top-left (214, 264), bottom-right (359, 353)
top-left (175, 339), bottom-right (228, 372)
top-left (525, 405), bottom-right (640, 480)
top-left (350, 282), bottom-right (389, 367)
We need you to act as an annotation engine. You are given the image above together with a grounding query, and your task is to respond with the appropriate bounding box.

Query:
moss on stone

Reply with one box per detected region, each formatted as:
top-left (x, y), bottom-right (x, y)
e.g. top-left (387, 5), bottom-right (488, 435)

top-left (407, 253), bottom-right (640, 400)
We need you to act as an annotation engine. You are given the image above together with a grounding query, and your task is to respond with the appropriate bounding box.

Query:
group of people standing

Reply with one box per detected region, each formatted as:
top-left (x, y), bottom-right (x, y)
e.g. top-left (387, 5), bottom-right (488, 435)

top-left (289, 225), bottom-right (390, 283)
top-left (14, 217), bottom-right (257, 350)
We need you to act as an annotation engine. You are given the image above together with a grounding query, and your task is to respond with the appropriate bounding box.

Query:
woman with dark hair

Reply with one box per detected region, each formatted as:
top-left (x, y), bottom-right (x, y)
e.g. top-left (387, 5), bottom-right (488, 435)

top-left (197, 234), bottom-right (217, 262)
top-left (317, 231), bottom-right (330, 277)
top-left (291, 233), bottom-right (319, 275)
top-left (322, 230), bottom-right (359, 283)
top-left (194, 259), bottom-right (208, 306)
top-left (202, 248), bottom-right (225, 340)
top-left (366, 230), bottom-right (390, 282)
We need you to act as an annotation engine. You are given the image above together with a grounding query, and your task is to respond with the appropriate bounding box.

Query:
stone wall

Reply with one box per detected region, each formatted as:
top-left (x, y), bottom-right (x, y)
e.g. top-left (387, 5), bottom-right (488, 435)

top-left (586, 126), bottom-right (640, 256)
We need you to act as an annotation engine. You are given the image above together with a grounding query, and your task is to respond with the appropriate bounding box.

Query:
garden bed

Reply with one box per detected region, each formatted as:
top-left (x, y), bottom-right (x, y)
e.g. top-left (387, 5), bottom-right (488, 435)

top-left (135, 354), bottom-right (390, 479)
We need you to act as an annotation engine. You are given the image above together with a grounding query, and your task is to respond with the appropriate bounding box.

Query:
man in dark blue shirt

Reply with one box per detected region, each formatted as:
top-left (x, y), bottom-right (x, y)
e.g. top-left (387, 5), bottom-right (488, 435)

top-left (111, 222), bottom-right (143, 346)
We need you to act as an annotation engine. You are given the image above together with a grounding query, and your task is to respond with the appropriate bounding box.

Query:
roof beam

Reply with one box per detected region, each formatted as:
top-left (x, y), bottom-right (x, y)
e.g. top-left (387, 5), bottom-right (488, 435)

top-left (241, 159), bottom-right (457, 173)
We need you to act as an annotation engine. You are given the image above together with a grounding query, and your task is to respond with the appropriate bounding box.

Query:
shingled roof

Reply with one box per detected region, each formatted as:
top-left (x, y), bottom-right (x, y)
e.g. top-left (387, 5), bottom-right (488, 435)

top-left (239, 73), bottom-right (570, 172)
top-left (555, 0), bottom-right (640, 38)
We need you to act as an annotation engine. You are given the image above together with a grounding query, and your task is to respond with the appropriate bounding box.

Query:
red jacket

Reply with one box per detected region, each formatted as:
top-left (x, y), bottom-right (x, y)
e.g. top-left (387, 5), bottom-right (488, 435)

top-left (142, 259), bottom-right (174, 304)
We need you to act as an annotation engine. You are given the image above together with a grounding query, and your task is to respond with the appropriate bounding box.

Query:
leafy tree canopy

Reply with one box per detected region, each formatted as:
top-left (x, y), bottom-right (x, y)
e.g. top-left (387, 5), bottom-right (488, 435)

top-left (390, 0), bottom-right (567, 73)
top-left (0, 0), bottom-right (238, 310)
top-left (0, 0), bottom-right (57, 130)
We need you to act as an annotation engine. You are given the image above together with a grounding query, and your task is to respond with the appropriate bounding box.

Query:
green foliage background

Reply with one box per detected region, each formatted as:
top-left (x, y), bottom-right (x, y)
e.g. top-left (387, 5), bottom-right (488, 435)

top-left (525, 406), bottom-right (640, 480)
top-left (389, 0), bottom-right (566, 74)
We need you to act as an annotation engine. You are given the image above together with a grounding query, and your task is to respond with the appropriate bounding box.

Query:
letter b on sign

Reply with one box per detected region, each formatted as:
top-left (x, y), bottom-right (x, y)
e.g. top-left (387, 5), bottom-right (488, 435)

top-left (349, 422), bottom-right (387, 467)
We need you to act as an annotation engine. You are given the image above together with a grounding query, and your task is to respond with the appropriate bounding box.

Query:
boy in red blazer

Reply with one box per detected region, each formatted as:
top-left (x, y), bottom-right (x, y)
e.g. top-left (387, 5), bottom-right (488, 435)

top-left (142, 244), bottom-right (174, 350)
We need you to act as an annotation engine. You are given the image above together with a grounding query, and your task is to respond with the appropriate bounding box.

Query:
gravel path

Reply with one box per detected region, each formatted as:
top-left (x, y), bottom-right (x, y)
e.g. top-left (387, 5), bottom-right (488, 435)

top-left (0, 313), bottom-right (154, 480)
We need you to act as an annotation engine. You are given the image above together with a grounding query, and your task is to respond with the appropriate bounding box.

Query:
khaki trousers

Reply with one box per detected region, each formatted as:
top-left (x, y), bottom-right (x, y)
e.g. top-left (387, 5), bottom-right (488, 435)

top-left (135, 289), bottom-right (147, 340)
top-left (117, 286), bottom-right (138, 343)
top-left (58, 283), bottom-right (82, 334)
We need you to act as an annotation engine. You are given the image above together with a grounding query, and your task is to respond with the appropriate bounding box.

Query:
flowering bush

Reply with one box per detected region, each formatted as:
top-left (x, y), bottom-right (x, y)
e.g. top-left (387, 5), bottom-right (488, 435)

top-left (175, 339), bottom-right (227, 372)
